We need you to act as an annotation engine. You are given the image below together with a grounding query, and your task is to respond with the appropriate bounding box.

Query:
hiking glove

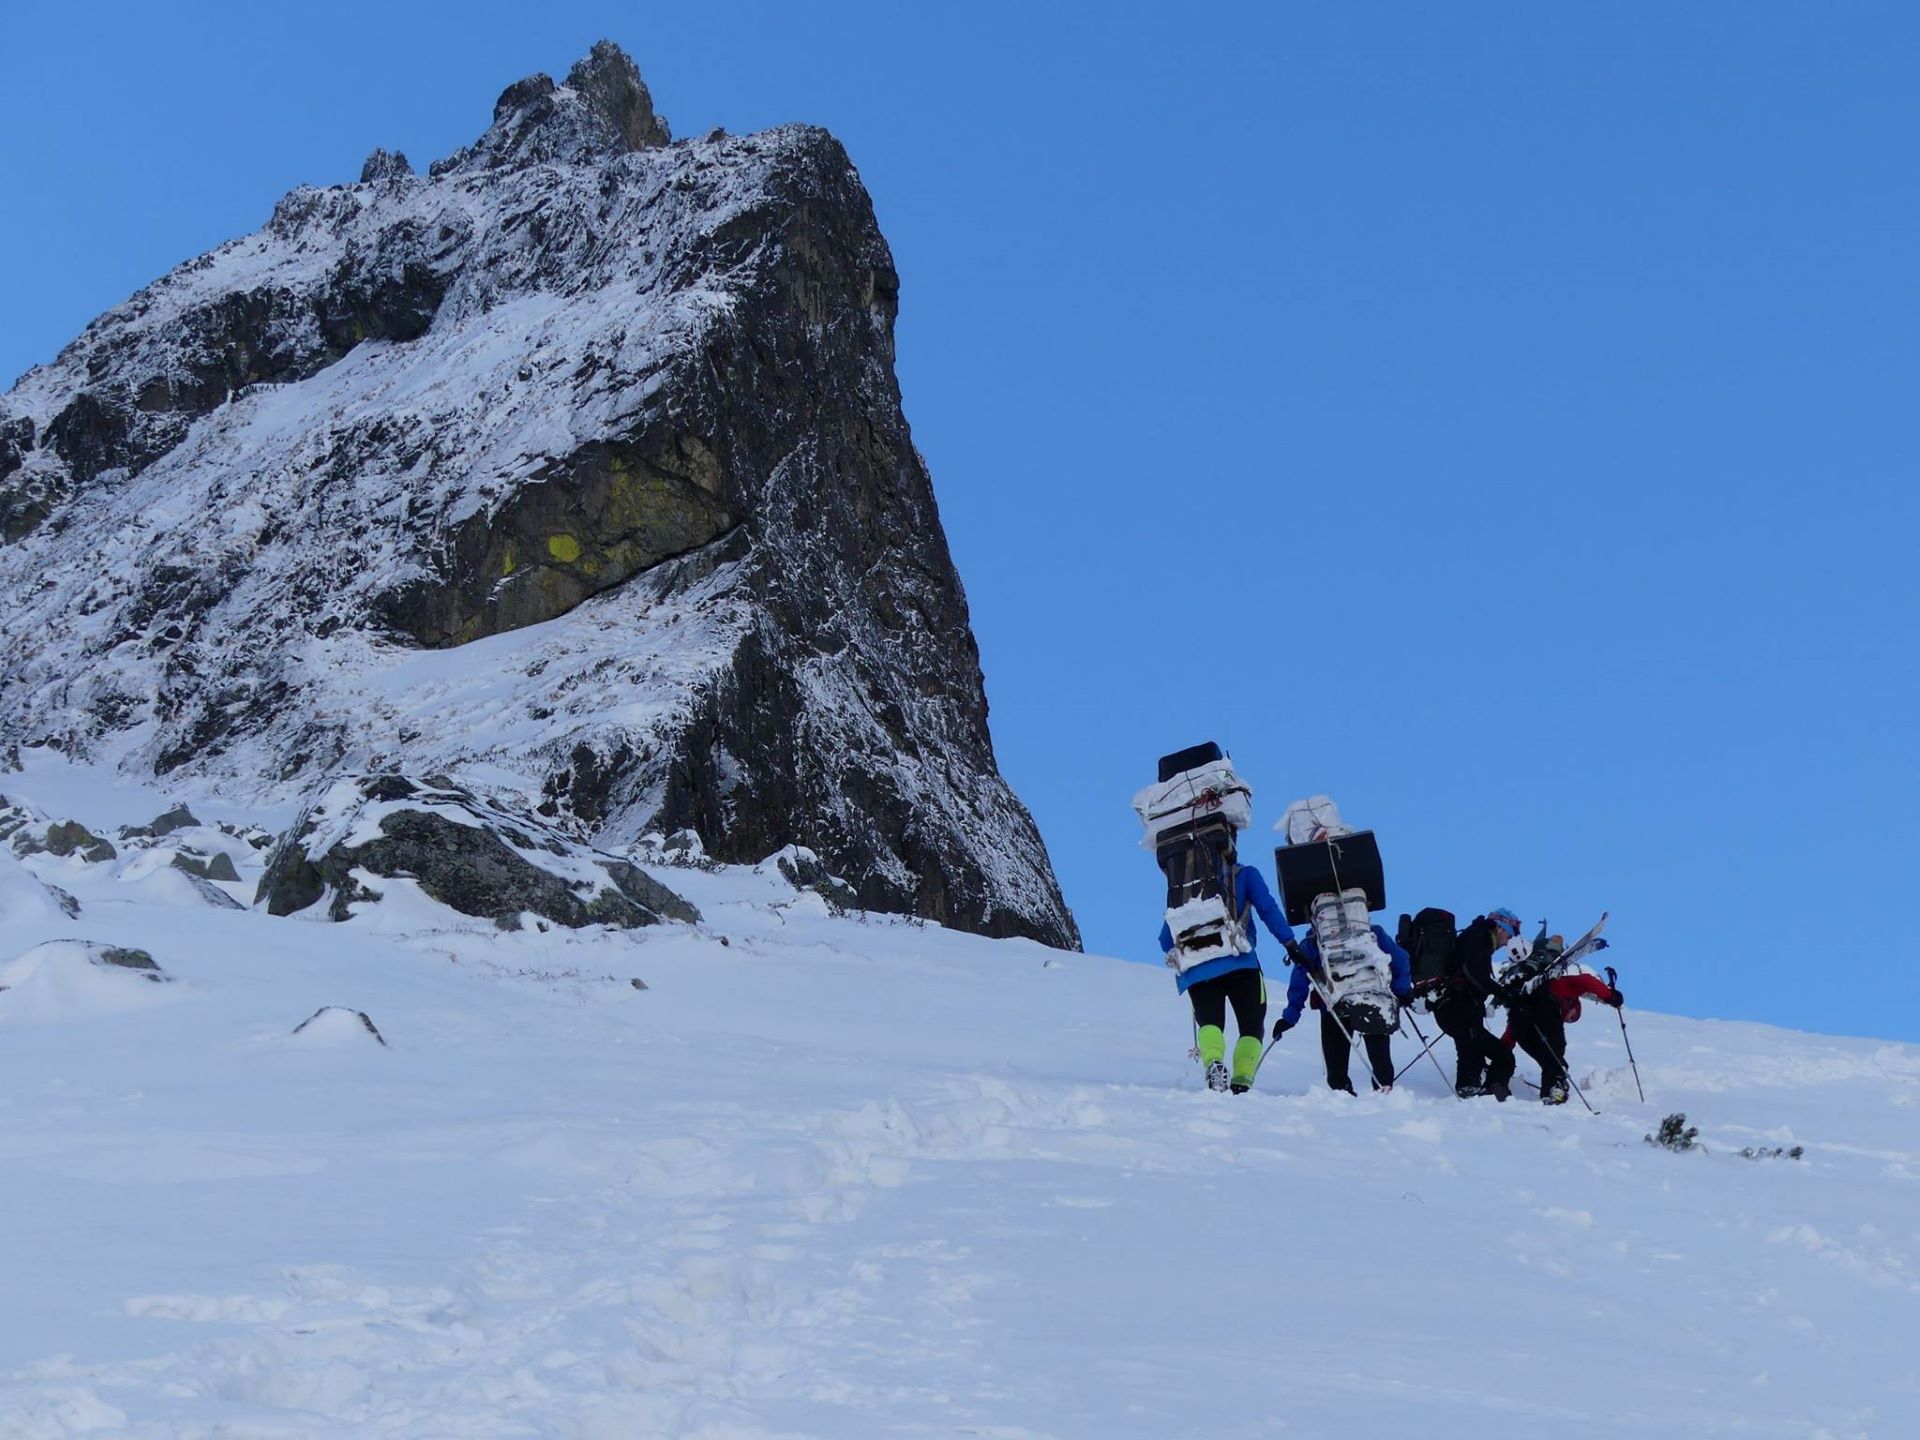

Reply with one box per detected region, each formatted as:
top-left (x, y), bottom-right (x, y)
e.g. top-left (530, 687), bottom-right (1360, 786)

top-left (1605, 987), bottom-right (1624, 1007)
top-left (1284, 939), bottom-right (1308, 968)
top-left (1272, 1018), bottom-right (1295, 1039)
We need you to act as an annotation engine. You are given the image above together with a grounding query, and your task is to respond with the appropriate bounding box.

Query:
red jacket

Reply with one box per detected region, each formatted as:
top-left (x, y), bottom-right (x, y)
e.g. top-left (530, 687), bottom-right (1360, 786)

top-left (1500, 972), bottom-right (1615, 1048)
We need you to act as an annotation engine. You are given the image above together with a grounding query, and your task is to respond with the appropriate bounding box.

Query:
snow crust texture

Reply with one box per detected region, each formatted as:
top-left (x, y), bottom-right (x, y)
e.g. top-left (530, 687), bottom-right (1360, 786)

top-left (2, 763), bottom-right (1917, 1438)
top-left (0, 41), bottom-right (1075, 948)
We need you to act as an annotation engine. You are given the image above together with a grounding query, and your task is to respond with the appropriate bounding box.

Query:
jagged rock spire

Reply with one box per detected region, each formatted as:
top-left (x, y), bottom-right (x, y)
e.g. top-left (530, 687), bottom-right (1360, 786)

top-left (437, 40), bottom-right (672, 173)
top-left (359, 148), bottom-right (414, 183)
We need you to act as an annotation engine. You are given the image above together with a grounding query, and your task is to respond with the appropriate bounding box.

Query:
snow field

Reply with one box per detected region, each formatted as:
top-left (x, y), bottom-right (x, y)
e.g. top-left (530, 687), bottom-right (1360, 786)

top-left (1, 768), bottom-right (1917, 1437)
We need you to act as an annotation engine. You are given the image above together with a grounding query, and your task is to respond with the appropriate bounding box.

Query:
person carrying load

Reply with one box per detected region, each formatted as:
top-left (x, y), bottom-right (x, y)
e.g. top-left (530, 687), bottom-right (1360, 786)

top-left (1136, 742), bottom-right (1312, 1094)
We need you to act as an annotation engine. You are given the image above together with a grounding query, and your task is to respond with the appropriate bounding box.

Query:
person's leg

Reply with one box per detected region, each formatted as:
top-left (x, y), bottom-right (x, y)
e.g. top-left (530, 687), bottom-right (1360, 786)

top-left (1363, 1032), bottom-right (1395, 1090)
top-left (1189, 977), bottom-right (1227, 1074)
top-left (1512, 996), bottom-right (1568, 1095)
top-left (1435, 991), bottom-right (1486, 1093)
top-left (1225, 969), bottom-right (1267, 1091)
top-left (1477, 1014), bottom-right (1517, 1092)
top-left (1319, 1008), bottom-right (1353, 1091)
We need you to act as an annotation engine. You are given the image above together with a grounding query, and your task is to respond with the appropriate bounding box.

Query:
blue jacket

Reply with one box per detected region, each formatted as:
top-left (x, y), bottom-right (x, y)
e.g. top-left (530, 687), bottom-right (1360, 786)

top-left (1280, 925), bottom-right (1413, 1025)
top-left (1158, 865), bottom-right (1295, 994)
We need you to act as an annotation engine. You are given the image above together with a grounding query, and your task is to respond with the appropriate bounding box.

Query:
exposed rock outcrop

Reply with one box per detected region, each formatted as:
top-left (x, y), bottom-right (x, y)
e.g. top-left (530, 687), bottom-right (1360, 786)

top-left (0, 42), bottom-right (1078, 949)
top-left (257, 774), bottom-right (699, 930)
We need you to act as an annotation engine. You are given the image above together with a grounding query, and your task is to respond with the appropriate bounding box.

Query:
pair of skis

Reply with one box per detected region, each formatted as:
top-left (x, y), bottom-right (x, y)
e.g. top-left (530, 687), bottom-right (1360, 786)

top-left (1501, 911), bottom-right (1610, 996)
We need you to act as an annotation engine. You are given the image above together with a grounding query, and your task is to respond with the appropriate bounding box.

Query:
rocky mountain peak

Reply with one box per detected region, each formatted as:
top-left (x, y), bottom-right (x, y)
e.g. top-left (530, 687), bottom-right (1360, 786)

top-left (439, 39), bottom-right (672, 174)
top-left (0, 45), bottom-right (1079, 951)
top-left (358, 147), bottom-right (414, 184)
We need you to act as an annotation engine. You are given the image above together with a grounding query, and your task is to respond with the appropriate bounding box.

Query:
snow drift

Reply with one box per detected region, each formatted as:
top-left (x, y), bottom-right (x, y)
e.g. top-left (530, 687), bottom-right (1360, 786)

top-left (0, 762), bottom-right (1915, 1437)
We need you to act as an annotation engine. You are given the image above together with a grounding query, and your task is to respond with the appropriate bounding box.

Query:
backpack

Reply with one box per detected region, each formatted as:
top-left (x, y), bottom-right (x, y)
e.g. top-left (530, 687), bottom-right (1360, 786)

top-left (1403, 905), bottom-right (1458, 987)
top-left (1135, 742), bottom-right (1254, 974)
top-left (1156, 819), bottom-right (1250, 972)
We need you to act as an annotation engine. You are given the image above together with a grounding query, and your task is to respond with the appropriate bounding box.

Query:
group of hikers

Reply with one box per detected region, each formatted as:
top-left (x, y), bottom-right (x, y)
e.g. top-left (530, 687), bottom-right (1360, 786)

top-left (1163, 857), bottom-right (1623, 1101)
top-left (1140, 744), bottom-right (1624, 1103)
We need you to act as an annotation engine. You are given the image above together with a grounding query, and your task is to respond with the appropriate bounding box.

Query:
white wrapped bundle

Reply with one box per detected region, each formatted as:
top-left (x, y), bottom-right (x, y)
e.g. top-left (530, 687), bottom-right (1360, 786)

top-left (1280, 795), bottom-right (1352, 846)
top-left (1132, 757), bottom-right (1252, 849)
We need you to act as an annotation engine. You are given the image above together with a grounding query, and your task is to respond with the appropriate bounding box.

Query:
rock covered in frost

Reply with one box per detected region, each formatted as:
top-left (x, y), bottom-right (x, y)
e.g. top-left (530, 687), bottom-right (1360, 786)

top-left (437, 39), bottom-right (672, 173)
top-left (359, 148), bottom-right (414, 183)
top-left (257, 774), bottom-right (699, 930)
top-left (0, 40), bottom-right (1078, 950)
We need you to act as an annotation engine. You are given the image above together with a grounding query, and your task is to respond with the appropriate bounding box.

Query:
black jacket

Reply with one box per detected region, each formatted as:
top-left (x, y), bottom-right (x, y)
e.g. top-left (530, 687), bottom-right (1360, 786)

top-left (1453, 915), bottom-right (1504, 995)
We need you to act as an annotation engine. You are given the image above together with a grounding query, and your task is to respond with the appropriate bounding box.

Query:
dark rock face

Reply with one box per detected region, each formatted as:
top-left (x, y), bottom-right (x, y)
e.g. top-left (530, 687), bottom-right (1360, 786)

top-left (0, 42), bottom-right (1079, 950)
top-left (257, 775), bottom-right (699, 930)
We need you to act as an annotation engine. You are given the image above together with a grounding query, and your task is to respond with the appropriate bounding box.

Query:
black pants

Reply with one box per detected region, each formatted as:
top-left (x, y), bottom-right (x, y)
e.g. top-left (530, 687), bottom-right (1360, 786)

top-left (1433, 986), bottom-right (1514, 1090)
top-left (1187, 967), bottom-right (1266, 1041)
top-left (1511, 992), bottom-right (1568, 1089)
top-left (1320, 1009), bottom-right (1394, 1092)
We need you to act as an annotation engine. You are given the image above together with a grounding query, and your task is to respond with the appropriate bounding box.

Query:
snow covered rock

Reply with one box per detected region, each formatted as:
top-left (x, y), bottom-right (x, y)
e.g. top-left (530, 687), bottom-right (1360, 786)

top-left (257, 774), bottom-right (699, 930)
top-left (8, 813), bottom-right (117, 864)
top-left (119, 804), bottom-right (201, 840)
top-left (0, 940), bottom-right (174, 1023)
top-left (0, 40), bottom-right (1075, 949)
top-left (0, 849), bottom-right (81, 924)
top-left (290, 1006), bottom-right (388, 1047)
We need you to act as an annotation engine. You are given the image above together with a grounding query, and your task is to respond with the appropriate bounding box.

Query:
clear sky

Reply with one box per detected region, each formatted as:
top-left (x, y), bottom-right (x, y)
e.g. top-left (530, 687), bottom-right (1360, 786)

top-left (4, 2), bottom-right (1916, 1040)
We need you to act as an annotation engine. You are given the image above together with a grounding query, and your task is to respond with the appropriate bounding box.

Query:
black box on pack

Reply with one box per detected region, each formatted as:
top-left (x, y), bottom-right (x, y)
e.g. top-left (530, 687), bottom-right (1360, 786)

top-left (1157, 741), bottom-right (1223, 784)
top-left (1273, 831), bottom-right (1386, 927)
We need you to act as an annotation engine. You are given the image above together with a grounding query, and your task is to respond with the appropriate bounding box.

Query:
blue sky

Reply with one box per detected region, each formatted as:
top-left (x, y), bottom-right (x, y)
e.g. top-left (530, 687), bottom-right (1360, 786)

top-left (4, 2), bottom-right (1916, 1039)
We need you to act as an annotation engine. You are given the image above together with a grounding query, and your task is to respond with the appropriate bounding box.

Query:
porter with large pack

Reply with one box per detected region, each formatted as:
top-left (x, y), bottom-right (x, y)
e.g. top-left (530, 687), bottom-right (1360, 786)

top-left (1134, 742), bottom-right (1255, 973)
top-left (1273, 796), bottom-right (1398, 1035)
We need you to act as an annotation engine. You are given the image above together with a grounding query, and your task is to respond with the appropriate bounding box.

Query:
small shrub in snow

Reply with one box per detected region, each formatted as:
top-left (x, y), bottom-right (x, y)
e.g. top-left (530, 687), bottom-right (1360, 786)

top-left (1646, 1113), bottom-right (1701, 1152)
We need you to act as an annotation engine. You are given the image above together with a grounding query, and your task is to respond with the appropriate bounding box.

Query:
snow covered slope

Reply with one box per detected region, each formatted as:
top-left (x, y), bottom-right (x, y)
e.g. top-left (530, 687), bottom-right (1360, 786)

top-left (0, 41), bottom-right (1076, 948)
top-left (2, 763), bottom-right (1915, 1438)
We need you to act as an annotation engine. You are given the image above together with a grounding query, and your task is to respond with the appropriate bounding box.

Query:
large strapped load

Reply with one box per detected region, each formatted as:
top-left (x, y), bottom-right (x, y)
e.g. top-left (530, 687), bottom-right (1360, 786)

top-left (1135, 742), bottom-right (1254, 975)
top-left (1274, 794), bottom-right (1396, 1035)
top-left (1272, 796), bottom-right (1385, 925)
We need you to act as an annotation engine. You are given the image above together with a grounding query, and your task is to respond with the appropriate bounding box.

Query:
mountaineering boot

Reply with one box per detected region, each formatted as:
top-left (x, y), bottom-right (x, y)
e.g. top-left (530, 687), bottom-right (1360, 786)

top-left (1542, 1079), bottom-right (1569, 1106)
top-left (1329, 1078), bottom-right (1358, 1095)
top-left (1229, 1035), bottom-right (1262, 1094)
top-left (1455, 1081), bottom-right (1486, 1099)
top-left (1197, 1024), bottom-right (1229, 1092)
top-left (1486, 1076), bottom-right (1512, 1102)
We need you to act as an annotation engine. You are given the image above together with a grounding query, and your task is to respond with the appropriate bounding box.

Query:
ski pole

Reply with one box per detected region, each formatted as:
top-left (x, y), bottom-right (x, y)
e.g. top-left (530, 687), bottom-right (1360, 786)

top-left (1251, 1035), bottom-right (1280, 1084)
top-left (1395, 1006), bottom-right (1455, 1093)
top-left (1512, 998), bottom-right (1598, 1114)
top-left (1388, 1019), bottom-right (1444, 1085)
top-left (1606, 966), bottom-right (1646, 1102)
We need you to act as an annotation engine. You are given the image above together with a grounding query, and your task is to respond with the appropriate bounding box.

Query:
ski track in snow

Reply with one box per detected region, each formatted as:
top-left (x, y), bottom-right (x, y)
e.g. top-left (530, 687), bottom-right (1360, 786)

top-left (2, 766), bottom-right (1917, 1438)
